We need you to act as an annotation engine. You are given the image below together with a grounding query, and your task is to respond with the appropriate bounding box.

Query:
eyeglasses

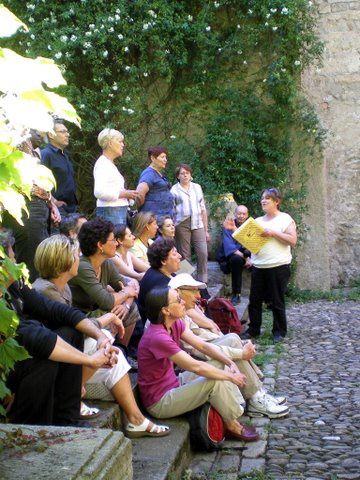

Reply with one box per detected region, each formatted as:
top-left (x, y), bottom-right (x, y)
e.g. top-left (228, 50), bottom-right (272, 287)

top-left (55, 129), bottom-right (69, 134)
top-left (106, 237), bottom-right (118, 243)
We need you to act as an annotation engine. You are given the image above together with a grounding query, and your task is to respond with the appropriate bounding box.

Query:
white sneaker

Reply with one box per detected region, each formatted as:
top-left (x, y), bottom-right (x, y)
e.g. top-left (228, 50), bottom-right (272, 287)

top-left (247, 393), bottom-right (290, 419)
top-left (265, 392), bottom-right (287, 405)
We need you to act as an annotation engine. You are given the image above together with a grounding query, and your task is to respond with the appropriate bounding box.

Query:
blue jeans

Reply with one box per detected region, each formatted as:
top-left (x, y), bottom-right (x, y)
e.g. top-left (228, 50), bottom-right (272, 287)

top-left (96, 206), bottom-right (128, 225)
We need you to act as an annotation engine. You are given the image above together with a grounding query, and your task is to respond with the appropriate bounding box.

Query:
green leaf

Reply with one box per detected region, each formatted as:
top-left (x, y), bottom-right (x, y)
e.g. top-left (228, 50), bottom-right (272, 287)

top-left (0, 338), bottom-right (30, 372)
top-left (0, 300), bottom-right (19, 336)
top-left (0, 379), bottom-right (11, 400)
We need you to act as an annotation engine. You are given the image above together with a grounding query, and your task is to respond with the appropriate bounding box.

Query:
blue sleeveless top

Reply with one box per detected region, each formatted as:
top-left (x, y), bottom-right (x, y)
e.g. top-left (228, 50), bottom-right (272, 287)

top-left (138, 166), bottom-right (174, 218)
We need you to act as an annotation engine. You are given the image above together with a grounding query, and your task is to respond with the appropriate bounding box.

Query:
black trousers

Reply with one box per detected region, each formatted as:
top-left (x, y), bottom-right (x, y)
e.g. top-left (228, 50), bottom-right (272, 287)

top-left (228, 254), bottom-right (246, 295)
top-left (3, 197), bottom-right (50, 282)
top-left (248, 264), bottom-right (290, 337)
top-left (7, 326), bottom-right (83, 426)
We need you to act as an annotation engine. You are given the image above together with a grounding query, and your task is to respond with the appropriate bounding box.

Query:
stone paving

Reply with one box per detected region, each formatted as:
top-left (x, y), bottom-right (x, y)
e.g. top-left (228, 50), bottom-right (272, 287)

top-left (187, 299), bottom-right (360, 480)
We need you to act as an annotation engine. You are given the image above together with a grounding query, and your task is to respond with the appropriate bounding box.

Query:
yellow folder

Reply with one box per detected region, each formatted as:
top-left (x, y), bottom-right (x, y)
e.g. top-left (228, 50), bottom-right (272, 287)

top-left (232, 217), bottom-right (269, 254)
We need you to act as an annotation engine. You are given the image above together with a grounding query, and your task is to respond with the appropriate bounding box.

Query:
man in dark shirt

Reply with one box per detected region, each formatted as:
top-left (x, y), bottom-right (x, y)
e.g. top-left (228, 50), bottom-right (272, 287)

top-left (41, 119), bottom-right (77, 214)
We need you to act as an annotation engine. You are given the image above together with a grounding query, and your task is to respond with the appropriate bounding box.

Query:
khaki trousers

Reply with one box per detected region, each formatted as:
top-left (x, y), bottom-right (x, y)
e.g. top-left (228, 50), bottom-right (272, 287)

top-left (175, 218), bottom-right (208, 283)
top-left (147, 360), bottom-right (244, 422)
top-left (183, 333), bottom-right (264, 400)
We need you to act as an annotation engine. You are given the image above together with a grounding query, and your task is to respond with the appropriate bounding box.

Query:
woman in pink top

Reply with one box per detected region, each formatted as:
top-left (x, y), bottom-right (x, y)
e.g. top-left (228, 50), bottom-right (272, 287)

top-left (137, 287), bottom-right (259, 442)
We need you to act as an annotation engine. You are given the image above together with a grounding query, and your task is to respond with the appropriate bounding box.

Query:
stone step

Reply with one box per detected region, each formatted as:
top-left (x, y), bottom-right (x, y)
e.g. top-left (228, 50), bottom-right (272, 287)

top-left (0, 424), bottom-right (132, 480)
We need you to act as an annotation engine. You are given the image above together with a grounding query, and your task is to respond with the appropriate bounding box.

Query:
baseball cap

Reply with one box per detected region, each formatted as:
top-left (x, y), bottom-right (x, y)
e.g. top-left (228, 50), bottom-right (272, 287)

top-left (169, 273), bottom-right (206, 290)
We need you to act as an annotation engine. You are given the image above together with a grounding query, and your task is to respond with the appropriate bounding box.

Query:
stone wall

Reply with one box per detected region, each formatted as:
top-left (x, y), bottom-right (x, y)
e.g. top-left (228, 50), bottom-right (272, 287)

top-left (296, 0), bottom-right (360, 289)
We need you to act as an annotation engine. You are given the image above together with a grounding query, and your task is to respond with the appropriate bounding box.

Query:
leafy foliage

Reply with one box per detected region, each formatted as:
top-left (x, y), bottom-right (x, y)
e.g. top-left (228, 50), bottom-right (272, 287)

top-left (5, 0), bottom-right (324, 215)
top-left (0, 5), bottom-right (79, 416)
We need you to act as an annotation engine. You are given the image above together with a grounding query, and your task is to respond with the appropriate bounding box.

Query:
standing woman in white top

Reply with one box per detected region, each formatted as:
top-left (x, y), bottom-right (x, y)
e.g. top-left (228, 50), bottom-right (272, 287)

top-left (171, 164), bottom-right (210, 286)
top-left (244, 188), bottom-right (297, 343)
top-left (94, 129), bottom-right (138, 225)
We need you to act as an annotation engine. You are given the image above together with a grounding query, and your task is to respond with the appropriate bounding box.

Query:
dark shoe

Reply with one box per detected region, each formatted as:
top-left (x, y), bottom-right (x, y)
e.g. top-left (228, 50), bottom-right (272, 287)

top-left (240, 330), bottom-right (259, 340)
top-left (273, 334), bottom-right (285, 343)
top-left (231, 294), bottom-right (241, 305)
top-left (226, 424), bottom-right (259, 442)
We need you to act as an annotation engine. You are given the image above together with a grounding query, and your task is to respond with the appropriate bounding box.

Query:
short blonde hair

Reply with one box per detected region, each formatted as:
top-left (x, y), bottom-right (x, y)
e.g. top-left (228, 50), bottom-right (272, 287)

top-left (98, 128), bottom-right (124, 150)
top-left (34, 235), bottom-right (79, 279)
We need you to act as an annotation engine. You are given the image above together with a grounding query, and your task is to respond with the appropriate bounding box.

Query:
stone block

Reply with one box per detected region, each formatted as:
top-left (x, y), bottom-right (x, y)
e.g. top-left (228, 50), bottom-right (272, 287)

top-left (240, 457), bottom-right (266, 474)
top-left (242, 440), bottom-right (267, 458)
top-left (0, 424), bottom-right (132, 480)
top-left (331, 2), bottom-right (349, 11)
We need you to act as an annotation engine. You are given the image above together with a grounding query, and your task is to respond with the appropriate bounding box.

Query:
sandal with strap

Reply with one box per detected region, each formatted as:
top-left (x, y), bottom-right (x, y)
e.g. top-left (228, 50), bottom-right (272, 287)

top-left (80, 402), bottom-right (100, 420)
top-left (125, 418), bottom-right (170, 438)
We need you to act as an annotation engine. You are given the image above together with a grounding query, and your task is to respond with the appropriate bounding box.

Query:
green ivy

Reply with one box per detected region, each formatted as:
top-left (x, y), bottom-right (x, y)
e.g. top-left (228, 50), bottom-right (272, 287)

top-left (5, 0), bottom-right (324, 218)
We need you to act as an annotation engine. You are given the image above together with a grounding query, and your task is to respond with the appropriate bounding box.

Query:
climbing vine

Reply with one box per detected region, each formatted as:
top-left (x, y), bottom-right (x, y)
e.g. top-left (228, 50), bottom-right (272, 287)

top-left (5, 0), bottom-right (323, 218)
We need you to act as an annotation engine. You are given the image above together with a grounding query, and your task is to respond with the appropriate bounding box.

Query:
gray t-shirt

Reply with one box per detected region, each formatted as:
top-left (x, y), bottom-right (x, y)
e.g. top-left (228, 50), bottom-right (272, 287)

top-left (32, 277), bottom-right (72, 306)
top-left (69, 256), bottom-right (126, 312)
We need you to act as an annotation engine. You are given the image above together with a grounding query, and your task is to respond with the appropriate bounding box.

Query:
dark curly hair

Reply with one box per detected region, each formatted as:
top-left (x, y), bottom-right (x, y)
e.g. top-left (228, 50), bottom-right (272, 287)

top-left (78, 217), bottom-right (114, 257)
top-left (147, 238), bottom-right (175, 270)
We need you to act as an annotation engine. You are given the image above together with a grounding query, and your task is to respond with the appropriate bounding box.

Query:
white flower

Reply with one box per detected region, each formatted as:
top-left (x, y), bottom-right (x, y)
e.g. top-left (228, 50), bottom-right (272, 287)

top-left (103, 50), bottom-right (108, 58)
top-left (47, 45), bottom-right (52, 51)
top-left (100, 24), bottom-right (105, 29)
top-left (281, 68), bottom-right (286, 72)
top-left (129, 17), bottom-right (134, 23)
top-left (85, 31), bottom-right (92, 37)
top-left (218, 48), bottom-right (222, 52)
top-left (70, 35), bottom-right (77, 41)
top-left (27, 4), bottom-right (35, 10)
top-left (116, 8), bottom-right (120, 14)
top-left (28, 16), bottom-right (34, 23)
top-left (170, 135), bottom-right (176, 139)
top-left (82, 50), bottom-right (86, 55)
top-left (109, 93), bottom-right (114, 98)
top-left (127, 109), bottom-right (134, 114)
top-left (248, 9), bottom-right (253, 14)
top-left (281, 7), bottom-right (289, 15)
top-left (118, 34), bottom-right (124, 40)
top-left (165, 49), bottom-right (170, 54)
top-left (104, 109), bottom-right (109, 115)
top-left (115, 14), bottom-right (120, 21)
top-left (84, 42), bottom-right (91, 49)
top-left (122, 106), bottom-right (127, 111)
top-left (143, 72), bottom-right (149, 77)
top-left (124, 46), bottom-right (129, 52)
top-left (148, 10), bottom-right (157, 18)
top-left (79, 104), bottom-right (85, 109)
top-left (89, 24), bottom-right (95, 29)
top-left (125, 66), bottom-right (131, 71)
top-left (265, 22), bottom-right (269, 26)
top-left (69, 8), bottom-right (74, 15)
top-left (202, 70), bottom-right (207, 74)
top-left (294, 60), bottom-right (301, 66)
top-left (54, 52), bottom-right (62, 59)
top-left (266, 13), bottom-right (271, 19)
top-left (214, 1), bottom-right (220, 7)
top-left (263, 78), bottom-right (267, 82)
top-left (237, 50), bottom-right (242, 55)
top-left (205, 26), bottom-right (211, 31)
top-left (112, 84), bottom-right (118, 90)
top-left (143, 23), bottom-right (150, 30)
top-left (188, 15), bottom-right (193, 21)
top-left (125, 96), bottom-right (131, 102)
top-left (272, 26), bottom-right (278, 31)
top-left (108, 27), bottom-right (113, 33)
top-left (243, 60), bottom-right (247, 65)
top-left (270, 8), bottom-right (277, 13)
top-left (30, 34), bottom-right (35, 40)
top-left (51, 32), bottom-right (55, 36)
top-left (108, 16), bottom-right (114, 22)
top-left (237, 24), bottom-right (241, 29)
top-left (308, 1), bottom-right (313, 6)
top-left (94, 29), bottom-right (99, 33)
top-left (65, 52), bottom-right (71, 58)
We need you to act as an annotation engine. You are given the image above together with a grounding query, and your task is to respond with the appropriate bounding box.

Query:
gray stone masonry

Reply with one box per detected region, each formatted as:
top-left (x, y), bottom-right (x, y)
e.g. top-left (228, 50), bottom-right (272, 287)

top-left (0, 425), bottom-right (132, 480)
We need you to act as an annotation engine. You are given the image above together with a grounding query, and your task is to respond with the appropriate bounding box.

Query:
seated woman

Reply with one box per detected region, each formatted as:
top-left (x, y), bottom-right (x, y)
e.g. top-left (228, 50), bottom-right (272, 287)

top-left (138, 287), bottom-right (259, 442)
top-left (156, 215), bottom-right (175, 241)
top-left (130, 212), bottom-right (158, 265)
top-left (168, 273), bottom-right (289, 419)
top-left (32, 234), bottom-right (169, 437)
top-left (0, 229), bottom-right (116, 427)
top-left (68, 217), bottom-right (140, 348)
top-left (112, 224), bottom-right (149, 281)
top-left (138, 239), bottom-right (181, 323)
top-left (59, 213), bottom-right (87, 239)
